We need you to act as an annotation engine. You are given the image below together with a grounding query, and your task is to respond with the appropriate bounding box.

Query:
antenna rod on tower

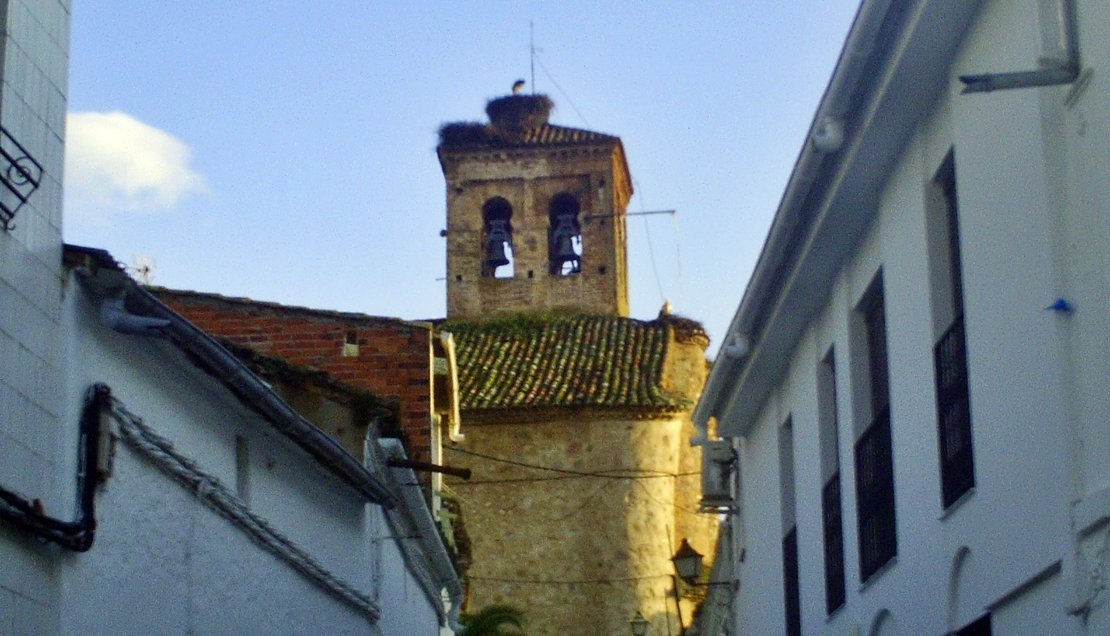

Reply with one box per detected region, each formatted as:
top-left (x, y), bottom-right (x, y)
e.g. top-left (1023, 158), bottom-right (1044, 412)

top-left (530, 22), bottom-right (536, 94)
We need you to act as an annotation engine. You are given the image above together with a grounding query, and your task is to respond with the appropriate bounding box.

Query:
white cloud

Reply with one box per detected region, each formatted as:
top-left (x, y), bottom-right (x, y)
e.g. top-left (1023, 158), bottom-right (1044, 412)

top-left (65, 111), bottom-right (207, 217)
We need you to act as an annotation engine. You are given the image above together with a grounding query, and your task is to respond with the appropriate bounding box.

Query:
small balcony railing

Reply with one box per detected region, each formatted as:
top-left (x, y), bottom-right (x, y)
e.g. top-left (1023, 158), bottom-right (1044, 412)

top-left (935, 314), bottom-right (974, 508)
top-left (0, 125), bottom-right (44, 231)
top-left (855, 406), bottom-right (896, 581)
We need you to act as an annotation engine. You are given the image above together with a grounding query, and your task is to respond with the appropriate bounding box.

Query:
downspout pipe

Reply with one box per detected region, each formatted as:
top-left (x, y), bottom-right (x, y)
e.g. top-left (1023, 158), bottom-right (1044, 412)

top-left (75, 265), bottom-right (400, 509)
top-left (960, 0), bottom-right (1080, 93)
top-left (693, 0), bottom-right (895, 441)
top-left (0, 384), bottom-right (108, 551)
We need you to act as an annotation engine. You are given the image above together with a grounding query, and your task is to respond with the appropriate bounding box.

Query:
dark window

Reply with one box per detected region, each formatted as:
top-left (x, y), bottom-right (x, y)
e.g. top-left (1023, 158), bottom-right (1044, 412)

top-left (855, 406), bottom-right (895, 581)
top-left (818, 349), bottom-right (845, 613)
top-left (779, 420), bottom-right (801, 636)
top-left (548, 192), bottom-right (582, 275)
top-left (822, 474), bottom-right (846, 612)
top-left (855, 281), bottom-right (896, 581)
top-left (481, 197), bottom-right (514, 278)
top-left (931, 153), bottom-right (975, 509)
top-left (783, 527), bottom-right (801, 636)
top-left (936, 316), bottom-right (973, 507)
top-left (865, 293), bottom-right (890, 417)
top-left (956, 613), bottom-right (991, 636)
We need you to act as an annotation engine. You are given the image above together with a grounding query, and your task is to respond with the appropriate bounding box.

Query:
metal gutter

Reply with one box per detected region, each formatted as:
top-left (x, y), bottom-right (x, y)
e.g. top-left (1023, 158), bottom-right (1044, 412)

top-left (378, 438), bottom-right (466, 633)
top-left (67, 245), bottom-right (399, 508)
top-left (694, 0), bottom-right (989, 439)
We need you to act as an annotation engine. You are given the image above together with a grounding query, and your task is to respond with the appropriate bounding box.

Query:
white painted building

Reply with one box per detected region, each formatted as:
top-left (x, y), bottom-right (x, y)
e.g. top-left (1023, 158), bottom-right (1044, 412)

top-left (57, 246), bottom-right (462, 635)
top-left (693, 1), bottom-right (1110, 634)
top-left (0, 3), bottom-right (462, 631)
top-left (0, 0), bottom-right (72, 631)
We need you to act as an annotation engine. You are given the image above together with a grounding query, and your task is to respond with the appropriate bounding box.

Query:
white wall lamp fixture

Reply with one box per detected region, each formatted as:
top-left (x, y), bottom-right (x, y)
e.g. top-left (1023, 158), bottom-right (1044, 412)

top-left (700, 440), bottom-right (737, 510)
top-left (722, 333), bottom-right (750, 360)
top-left (811, 117), bottom-right (846, 153)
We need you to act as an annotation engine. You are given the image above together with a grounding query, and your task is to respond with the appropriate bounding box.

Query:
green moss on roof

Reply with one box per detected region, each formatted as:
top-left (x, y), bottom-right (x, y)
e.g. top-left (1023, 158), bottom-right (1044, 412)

top-left (444, 312), bottom-right (703, 413)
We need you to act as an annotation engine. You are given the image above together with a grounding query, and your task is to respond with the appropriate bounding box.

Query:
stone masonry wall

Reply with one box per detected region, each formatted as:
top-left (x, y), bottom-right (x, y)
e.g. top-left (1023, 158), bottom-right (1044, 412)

top-left (154, 291), bottom-right (436, 464)
top-left (446, 414), bottom-right (715, 636)
top-left (440, 144), bottom-right (631, 318)
top-left (445, 335), bottom-right (713, 636)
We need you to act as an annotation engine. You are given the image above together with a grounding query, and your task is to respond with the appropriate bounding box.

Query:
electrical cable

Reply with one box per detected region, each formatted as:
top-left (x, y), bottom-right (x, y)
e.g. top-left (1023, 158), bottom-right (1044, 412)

top-left (107, 392), bottom-right (381, 621)
top-left (632, 178), bottom-right (667, 305)
top-left (446, 445), bottom-right (704, 517)
top-left (671, 207), bottom-right (686, 300)
top-left (533, 52), bottom-right (591, 128)
top-left (469, 573), bottom-right (673, 585)
top-left (446, 445), bottom-right (696, 480)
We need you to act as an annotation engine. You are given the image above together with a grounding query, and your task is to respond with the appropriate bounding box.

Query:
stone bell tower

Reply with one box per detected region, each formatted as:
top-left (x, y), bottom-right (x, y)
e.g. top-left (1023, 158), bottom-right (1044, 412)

top-left (437, 94), bottom-right (633, 318)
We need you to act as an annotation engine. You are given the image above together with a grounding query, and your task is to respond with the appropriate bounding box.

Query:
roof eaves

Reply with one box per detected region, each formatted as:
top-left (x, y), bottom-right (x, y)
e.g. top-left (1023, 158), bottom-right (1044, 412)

top-left (66, 245), bottom-right (401, 508)
top-left (698, 0), bottom-right (985, 438)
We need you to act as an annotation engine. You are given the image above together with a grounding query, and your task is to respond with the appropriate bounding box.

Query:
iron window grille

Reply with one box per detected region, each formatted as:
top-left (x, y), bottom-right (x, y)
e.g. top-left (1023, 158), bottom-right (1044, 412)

top-left (855, 406), bottom-right (896, 581)
top-left (0, 125), bottom-right (44, 231)
top-left (822, 473), bottom-right (846, 613)
top-left (782, 526), bottom-right (801, 636)
top-left (935, 314), bottom-right (974, 508)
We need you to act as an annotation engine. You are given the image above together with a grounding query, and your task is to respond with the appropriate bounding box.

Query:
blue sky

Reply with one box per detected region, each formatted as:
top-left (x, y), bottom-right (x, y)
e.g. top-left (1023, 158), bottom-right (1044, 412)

top-left (64, 1), bottom-right (862, 356)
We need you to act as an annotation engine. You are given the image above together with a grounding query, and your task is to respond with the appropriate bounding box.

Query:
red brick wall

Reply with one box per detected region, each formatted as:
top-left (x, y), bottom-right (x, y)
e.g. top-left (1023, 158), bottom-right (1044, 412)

top-left (154, 290), bottom-right (434, 464)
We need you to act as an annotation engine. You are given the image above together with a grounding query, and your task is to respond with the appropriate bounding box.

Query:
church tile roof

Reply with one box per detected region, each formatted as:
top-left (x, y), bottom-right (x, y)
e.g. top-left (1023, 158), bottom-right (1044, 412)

top-left (437, 122), bottom-right (618, 151)
top-left (445, 313), bottom-right (700, 414)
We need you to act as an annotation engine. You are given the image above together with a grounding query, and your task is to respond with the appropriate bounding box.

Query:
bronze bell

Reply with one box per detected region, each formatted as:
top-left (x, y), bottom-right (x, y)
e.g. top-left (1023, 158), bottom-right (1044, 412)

top-left (550, 214), bottom-right (580, 266)
top-left (484, 220), bottom-right (511, 268)
top-left (552, 233), bottom-right (577, 264)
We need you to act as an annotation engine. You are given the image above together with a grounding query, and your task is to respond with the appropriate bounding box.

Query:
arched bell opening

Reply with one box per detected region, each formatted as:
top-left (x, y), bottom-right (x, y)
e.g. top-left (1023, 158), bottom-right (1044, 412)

top-left (481, 197), bottom-right (514, 279)
top-left (548, 192), bottom-right (582, 276)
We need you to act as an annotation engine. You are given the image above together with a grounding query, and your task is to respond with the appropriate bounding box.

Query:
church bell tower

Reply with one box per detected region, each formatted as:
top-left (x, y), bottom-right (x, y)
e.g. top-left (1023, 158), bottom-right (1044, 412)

top-left (437, 93), bottom-right (633, 318)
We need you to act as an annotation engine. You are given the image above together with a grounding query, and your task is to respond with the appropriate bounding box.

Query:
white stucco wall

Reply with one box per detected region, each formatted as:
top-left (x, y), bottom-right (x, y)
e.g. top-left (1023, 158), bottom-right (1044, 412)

top-left (725, 0), bottom-right (1109, 634)
top-left (0, 1), bottom-right (70, 633)
top-left (54, 278), bottom-right (450, 635)
top-left (373, 511), bottom-right (443, 636)
top-left (60, 279), bottom-right (382, 635)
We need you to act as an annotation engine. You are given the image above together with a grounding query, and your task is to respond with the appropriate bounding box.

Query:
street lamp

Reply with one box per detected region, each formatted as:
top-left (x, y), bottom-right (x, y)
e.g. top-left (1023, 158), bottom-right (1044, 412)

top-left (629, 611), bottom-right (649, 636)
top-left (672, 538), bottom-right (705, 585)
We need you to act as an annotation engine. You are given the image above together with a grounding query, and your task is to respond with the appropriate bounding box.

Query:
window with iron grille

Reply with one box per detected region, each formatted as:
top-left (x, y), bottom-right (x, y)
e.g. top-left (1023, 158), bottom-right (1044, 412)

top-left (854, 281), bottom-right (896, 582)
top-left (818, 349), bottom-right (845, 612)
top-left (782, 526), bottom-right (801, 636)
top-left (936, 316), bottom-right (973, 507)
top-left (779, 419), bottom-right (801, 636)
top-left (822, 475), bottom-right (845, 611)
top-left (855, 407), bottom-right (895, 580)
top-left (928, 151), bottom-right (974, 509)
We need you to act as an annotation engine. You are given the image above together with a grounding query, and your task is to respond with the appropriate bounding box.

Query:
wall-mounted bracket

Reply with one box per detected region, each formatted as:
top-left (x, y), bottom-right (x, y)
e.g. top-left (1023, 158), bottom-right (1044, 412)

top-left (959, 0), bottom-right (1080, 94)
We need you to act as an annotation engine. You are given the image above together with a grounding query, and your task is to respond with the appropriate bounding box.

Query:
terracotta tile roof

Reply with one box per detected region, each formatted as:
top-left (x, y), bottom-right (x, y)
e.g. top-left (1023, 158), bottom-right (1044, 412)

top-left (437, 122), bottom-right (619, 151)
top-left (445, 313), bottom-right (696, 414)
top-left (519, 124), bottom-right (619, 146)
